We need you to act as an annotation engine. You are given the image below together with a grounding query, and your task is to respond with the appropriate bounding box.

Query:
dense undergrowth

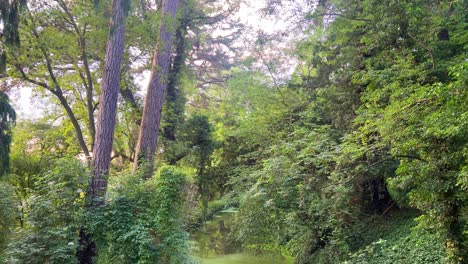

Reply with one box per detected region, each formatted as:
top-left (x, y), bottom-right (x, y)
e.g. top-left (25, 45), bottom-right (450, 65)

top-left (88, 166), bottom-right (191, 264)
top-left (344, 210), bottom-right (446, 263)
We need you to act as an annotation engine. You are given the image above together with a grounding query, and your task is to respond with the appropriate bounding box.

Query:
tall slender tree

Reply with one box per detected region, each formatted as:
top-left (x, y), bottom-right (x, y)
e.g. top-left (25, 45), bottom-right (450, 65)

top-left (89, 0), bottom-right (129, 205)
top-left (161, 4), bottom-right (189, 165)
top-left (78, 0), bottom-right (129, 263)
top-left (134, 0), bottom-right (179, 178)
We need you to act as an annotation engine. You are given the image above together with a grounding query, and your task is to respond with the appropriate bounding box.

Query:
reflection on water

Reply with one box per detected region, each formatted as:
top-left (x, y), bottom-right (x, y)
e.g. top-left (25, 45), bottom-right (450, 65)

top-left (190, 209), bottom-right (294, 264)
top-left (190, 209), bottom-right (239, 257)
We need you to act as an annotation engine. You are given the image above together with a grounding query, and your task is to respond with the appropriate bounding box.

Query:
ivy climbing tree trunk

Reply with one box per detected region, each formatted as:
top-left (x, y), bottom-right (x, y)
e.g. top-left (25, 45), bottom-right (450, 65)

top-left (134, 0), bottom-right (179, 178)
top-left (162, 14), bottom-right (189, 165)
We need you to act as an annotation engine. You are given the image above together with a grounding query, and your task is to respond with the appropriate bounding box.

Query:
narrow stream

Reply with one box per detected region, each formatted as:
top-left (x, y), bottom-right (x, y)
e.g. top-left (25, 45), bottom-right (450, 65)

top-left (190, 209), bottom-right (294, 264)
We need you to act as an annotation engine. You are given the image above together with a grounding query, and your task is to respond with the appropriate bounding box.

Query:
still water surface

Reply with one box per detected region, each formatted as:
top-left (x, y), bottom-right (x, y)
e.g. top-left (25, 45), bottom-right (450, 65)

top-left (190, 209), bottom-right (294, 264)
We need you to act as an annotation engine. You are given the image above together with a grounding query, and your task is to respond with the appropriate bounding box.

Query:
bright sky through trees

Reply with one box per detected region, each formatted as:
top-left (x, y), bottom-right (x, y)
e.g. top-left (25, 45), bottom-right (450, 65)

top-left (9, 0), bottom-right (303, 120)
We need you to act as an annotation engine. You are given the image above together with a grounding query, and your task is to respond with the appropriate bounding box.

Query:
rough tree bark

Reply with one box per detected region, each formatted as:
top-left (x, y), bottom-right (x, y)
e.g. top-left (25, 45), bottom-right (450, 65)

top-left (134, 0), bottom-right (179, 178)
top-left (77, 0), bottom-right (128, 262)
top-left (89, 0), bottom-right (128, 204)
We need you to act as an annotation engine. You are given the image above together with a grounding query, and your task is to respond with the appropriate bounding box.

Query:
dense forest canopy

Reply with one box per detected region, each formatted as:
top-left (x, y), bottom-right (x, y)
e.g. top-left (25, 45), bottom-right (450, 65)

top-left (0, 0), bottom-right (467, 263)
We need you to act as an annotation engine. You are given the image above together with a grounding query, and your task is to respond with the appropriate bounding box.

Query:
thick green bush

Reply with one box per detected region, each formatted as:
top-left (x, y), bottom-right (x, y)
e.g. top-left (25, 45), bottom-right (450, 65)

top-left (89, 166), bottom-right (192, 264)
top-left (345, 214), bottom-right (446, 264)
top-left (4, 158), bottom-right (88, 264)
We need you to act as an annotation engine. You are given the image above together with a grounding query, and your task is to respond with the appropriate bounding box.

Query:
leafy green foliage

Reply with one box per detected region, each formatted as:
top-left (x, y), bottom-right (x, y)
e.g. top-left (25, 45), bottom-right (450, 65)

top-left (0, 181), bottom-right (17, 261)
top-left (202, 0), bottom-right (467, 263)
top-left (345, 212), bottom-right (446, 264)
top-left (349, 1), bottom-right (468, 260)
top-left (181, 114), bottom-right (217, 215)
top-left (88, 166), bottom-right (191, 264)
top-left (4, 158), bottom-right (87, 264)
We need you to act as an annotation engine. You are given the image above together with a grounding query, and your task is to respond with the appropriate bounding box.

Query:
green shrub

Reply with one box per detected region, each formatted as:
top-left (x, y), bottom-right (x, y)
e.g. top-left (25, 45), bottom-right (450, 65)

top-left (0, 181), bottom-right (17, 261)
top-left (345, 214), bottom-right (446, 264)
top-left (90, 166), bottom-right (192, 264)
top-left (4, 158), bottom-right (88, 264)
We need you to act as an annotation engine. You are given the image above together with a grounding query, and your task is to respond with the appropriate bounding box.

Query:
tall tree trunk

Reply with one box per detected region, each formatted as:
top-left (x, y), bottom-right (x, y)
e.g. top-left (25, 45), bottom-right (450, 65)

top-left (134, 0), bottom-right (179, 178)
top-left (0, 91), bottom-right (15, 177)
top-left (77, 0), bottom-right (128, 263)
top-left (88, 0), bottom-right (128, 203)
top-left (162, 17), bottom-right (188, 165)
